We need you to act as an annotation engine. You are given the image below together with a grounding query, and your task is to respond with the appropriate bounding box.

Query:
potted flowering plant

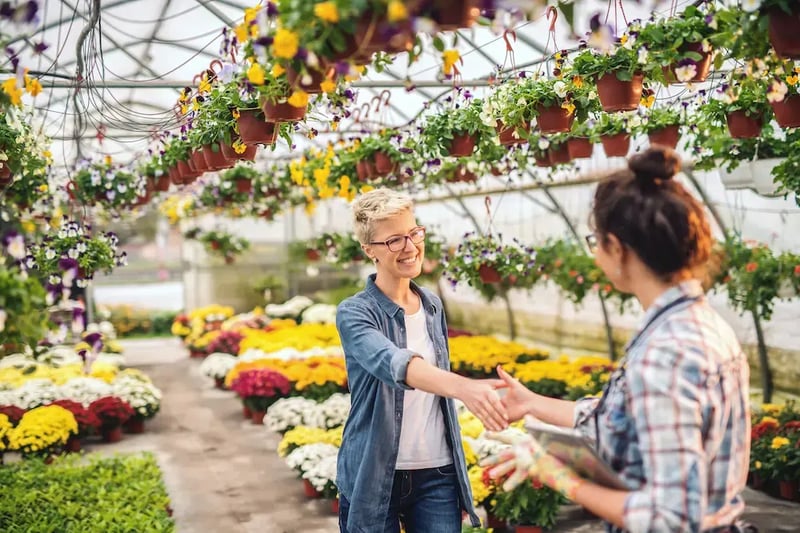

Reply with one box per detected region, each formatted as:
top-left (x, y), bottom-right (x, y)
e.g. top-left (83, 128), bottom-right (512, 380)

top-left (206, 330), bottom-right (244, 356)
top-left (634, 4), bottom-right (717, 85)
top-left (490, 478), bottom-right (564, 532)
top-left (0, 108), bottom-right (50, 189)
top-left (220, 165), bottom-right (260, 197)
top-left (421, 99), bottom-right (495, 158)
top-left (592, 111), bottom-right (636, 158)
top-left (442, 232), bottom-right (538, 301)
top-left (200, 353), bottom-right (238, 389)
top-left (571, 44), bottom-right (647, 113)
top-left (759, 0), bottom-right (800, 59)
top-left (6, 405), bottom-right (78, 459)
top-left (285, 442), bottom-right (339, 481)
top-left (765, 59), bottom-right (800, 128)
top-left (566, 119), bottom-right (595, 159)
top-left (112, 376), bottom-right (162, 433)
top-left (701, 77), bottom-right (772, 139)
top-left (352, 131), bottom-right (406, 179)
top-left (265, 397), bottom-right (318, 434)
top-left (638, 106), bottom-right (683, 149)
top-left (230, 368), bottom-right (292, 424)
top-left (0, 240), bottom-right (49, 352)
top-left (304, 454), bottom-right (339, 511)
top-left (89, 395), bottom-right (135, 442)
top-left (49, 399), bottom-right (100, 450)
top-left (26, 219), bottom-right (126, 281)
top-left (722, 238), bottom-right (783, 321)
top-left (511, 72), bottom-right (599, 134)
top-left (199, 229), bottom-right (250, 264)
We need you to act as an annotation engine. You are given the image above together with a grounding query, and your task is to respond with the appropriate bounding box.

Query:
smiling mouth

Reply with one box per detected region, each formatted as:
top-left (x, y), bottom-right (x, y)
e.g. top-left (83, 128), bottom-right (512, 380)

top-left (398, 256), bottom-right (417, 264)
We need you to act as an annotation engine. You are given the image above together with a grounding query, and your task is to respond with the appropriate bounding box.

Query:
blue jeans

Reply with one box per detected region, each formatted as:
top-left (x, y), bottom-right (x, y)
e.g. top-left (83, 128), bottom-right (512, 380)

top-left (339, 464), bottom-right (462, 533)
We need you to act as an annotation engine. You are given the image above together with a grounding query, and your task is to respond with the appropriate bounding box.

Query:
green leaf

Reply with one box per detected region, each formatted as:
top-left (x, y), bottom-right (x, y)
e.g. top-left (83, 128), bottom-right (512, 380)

top-left (433, 35), bottom-right (445, 52)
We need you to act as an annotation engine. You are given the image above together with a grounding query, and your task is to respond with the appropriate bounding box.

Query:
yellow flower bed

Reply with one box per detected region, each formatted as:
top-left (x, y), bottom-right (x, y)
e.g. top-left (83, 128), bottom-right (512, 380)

top-left (277, 425), bottom-right (344, 457)
top-left (0, 360), bottom-right (123, 387)
top-left (225, 355), bottom-right (346, 391)
top-left (8, 405), bottom-right (78, 455)
top-left (238, 323), bottom-right (340, 354)
top-left (448, 336), bottom-right (550, 376)
top-left (188, 304), bottom-right (235, 322)
top-left (510, 355), bottom-right (614, 391)
top-left (468, 465), bottom-right (491, 507)
top-left (0, 413), bottom-right (12, 451)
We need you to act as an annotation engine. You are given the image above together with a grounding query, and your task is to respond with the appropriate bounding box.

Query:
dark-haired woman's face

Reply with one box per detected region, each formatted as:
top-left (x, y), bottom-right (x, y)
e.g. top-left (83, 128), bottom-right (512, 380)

top-left (594, 232), bottom-right (633, 294)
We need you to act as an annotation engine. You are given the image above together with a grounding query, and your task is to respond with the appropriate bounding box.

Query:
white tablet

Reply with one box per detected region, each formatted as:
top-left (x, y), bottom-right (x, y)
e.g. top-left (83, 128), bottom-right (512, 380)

top-left (523, 417), bottom-right (629, 490)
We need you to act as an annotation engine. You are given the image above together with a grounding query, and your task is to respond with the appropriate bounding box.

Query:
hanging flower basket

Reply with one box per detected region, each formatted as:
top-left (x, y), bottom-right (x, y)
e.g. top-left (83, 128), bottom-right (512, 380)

top-left (719, 158), bottom-right (783, 197)
top-left (235, 178), bottom-right (253, 194)
top-left (548, 144), bottom-right (572, 165)
top-left (450, 165), bottom-right (477, 183)
top-left (770, 95), bottom-right (800, 128)
top-left (374, 152), bottom-right (397, 175)
top-left (287, 64), bottom-right (329, 95)
top-left (221, 142), bottom-right (257, 161)
top-left (424, 0), bottom-right (477, 30)
top-left (0, 164), bottom-right (11, 183)
top-left (726, 111), bottom-right (763, 139)
top-left (769, 6), bottom-right (800, 59)
top-left (176, 161), bottom-right (199, 184)
top-left (237, 109), bottom-right (278, 145)
top-left (600, 134), bottom-right (630, 158)
top-left (306, 248), bottom-right (322, 261)
top-left (648, 125), bottom-right (681, 149)
top-left (449, 132), bottom-right (477, 157)
top-left (596, 72), bottom-right (644, 112)
top-left (356, 160), bottom-right (377, 181)
top-left (154, 174), bottom-right (171, 192)
top-left (663, 43), bottom-right (712, 84)
top-left (535, 104), bottom-right (574, 133)
top-left (496, 121), bottom-right (530, 146)
top-left (567, 138), bottom-right (594, 159)
top-left (202, 144), bottom-right (231, 170)
top-left (478, 264), bottom-right (502, 284)
top-left (262, 100), bottom-right (307, 122)
top-left (191, 150), bottom-right (211, 173)
top-left (330, 14), bottom-right (412, 62)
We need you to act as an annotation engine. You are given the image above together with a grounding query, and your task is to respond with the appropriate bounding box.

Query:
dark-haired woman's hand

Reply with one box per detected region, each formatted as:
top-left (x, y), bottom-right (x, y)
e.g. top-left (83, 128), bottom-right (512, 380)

top-left (457, 379), bottom-right (509, 431)
top-left (496, 366), bottom-right (536, 423)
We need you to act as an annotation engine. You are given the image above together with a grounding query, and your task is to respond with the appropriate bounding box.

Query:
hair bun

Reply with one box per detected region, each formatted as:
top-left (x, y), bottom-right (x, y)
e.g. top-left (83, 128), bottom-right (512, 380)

top-left (628, 146), bottom-right (681, 185)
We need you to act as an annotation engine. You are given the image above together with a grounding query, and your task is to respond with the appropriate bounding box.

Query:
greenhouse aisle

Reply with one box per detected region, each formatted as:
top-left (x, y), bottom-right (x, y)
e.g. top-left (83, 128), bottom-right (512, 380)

top-left (96, 339), bottom-right (800, 533)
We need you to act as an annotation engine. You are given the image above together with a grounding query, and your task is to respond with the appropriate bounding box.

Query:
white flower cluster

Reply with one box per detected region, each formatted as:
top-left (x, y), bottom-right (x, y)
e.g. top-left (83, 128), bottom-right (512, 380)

top-left (285, 443), bottom-right (339, 476)
top-left (200, 352), bottom-right (238, 380)
top-left (95, 353), bottom-right (126, 367)
top-left (304, 454), bottom-right (338, 492)
top-left (265, 295), bottom-right (313, 319)
top-left (300, 304), bottom-right (337, 325)
top-left (58, 377), bottom-right (113, 406)
top-left (37, 347), bottom-right (83, 367)
top-left (304, 393), bottom-right (351, 430)
top-left (5, 379), bottom-right (60, 409)
top-left (239, 345), bottom-right (342, 364)
top-left (265, 396), bottom-right (318, 433)
top-left (85, 320), bottom-right (117, 339)
top-left (112, 376), bottom-right (162, 418)
top-left (0, 353), bottom-right (37, 369)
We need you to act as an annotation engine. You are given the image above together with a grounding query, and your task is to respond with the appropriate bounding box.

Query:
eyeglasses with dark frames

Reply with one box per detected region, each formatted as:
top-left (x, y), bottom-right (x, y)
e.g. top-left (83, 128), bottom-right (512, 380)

top-left (369, 226), bottom-right (426, 252)
top-left (585, 233), bottom-right (598, 253)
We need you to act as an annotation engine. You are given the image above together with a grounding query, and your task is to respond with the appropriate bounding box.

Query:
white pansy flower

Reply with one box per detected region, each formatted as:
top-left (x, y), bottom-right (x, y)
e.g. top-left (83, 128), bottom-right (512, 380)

top-left (638, 49), bottom-right (649, 64)
top-left (741, 0), bottom-right (761, 12)
top-left (553, 80), bottom-right (568, 98)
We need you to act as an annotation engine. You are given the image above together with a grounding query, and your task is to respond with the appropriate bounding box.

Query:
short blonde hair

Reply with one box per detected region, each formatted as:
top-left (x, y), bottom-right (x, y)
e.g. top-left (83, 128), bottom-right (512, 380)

top-left (352, 188), bottom-right (414, 244)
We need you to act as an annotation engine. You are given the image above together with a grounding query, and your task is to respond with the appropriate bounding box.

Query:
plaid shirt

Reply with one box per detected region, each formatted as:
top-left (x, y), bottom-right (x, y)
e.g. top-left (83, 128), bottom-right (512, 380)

top-left (574, 281), bottom-right (751, 533)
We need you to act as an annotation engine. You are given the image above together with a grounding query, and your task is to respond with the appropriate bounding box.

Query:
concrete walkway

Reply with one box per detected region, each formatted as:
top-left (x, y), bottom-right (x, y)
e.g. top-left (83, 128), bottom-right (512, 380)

top-left (97, 338), bottom-right (799, 533)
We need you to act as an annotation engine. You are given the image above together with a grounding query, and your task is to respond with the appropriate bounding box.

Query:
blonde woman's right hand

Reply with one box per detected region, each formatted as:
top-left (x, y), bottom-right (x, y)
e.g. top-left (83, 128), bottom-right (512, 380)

top-left (457, 378), bottom-right (508, 431)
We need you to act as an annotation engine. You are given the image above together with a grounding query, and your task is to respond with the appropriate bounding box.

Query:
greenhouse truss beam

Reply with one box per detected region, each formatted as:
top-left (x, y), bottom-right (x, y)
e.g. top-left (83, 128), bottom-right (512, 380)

top-left (195, 0), bottom-right (236, 27)
top-left (413, 174), bottom-right (603, 205)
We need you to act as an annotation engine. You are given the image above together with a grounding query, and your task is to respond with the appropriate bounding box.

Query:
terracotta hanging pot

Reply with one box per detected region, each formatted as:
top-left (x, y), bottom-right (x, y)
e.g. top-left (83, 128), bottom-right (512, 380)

top-left (191, 150), bottom-right (211, 173)
top-left (155, 175), bottom-right (171, 192)
top-left (449, 132), bottom-right (477, 157)
top-left (236, 178), bottom-right (253, 194)
top-left (202, 144), bottom-right (231, 170)
top-left (535, 103), bottom-right (574, 133)
top-left (262, 100), bottom-right (307, 122)
top-left (237, 109), bottom-right (278, 145)
top-left (356, 160), bottom-right (377, 181)
top-left (548, 144), bottom-right (572, 165)
top-left (567, 137), bottom-right (594, 159)
top-left (496, 121), bottom-right (530, 146)
top-left (478, 264), bottom-right (502, 284)
top-left (600, 133), bottom-right (631, 157)
top-left (329, 13), bottom-right (411, 62)
top-left (770, 95), bottom-right (800, 128)
top-left (596, 72), bottom-right (644, 112)
top-left (221, 141), bottom-right (257, 161)
top-left (663, 42), bottom-right (713, 84)
top-left (168, 166), bottom-right (182, 186)
top-left (422, 0), bottom-right (478, 30)
top-left (535, 154), bottom-right (551, 167)
top-left (726, 111), bottom-right (763, 139)
top-left (647, 125), bottom-right (681, 149)
top-left (373, 152), bottom-right (397, 175)
top-left (768, 6), bottom-right (800, 59)
top-left (450, 165), bottom-right (477, 183)
top-left (0, 164), bottom-right (11, 184)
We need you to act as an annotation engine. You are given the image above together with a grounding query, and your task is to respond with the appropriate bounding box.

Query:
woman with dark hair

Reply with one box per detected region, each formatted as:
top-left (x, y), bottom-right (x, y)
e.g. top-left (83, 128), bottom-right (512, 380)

top-left (486, 147), bottom-right (752, 533)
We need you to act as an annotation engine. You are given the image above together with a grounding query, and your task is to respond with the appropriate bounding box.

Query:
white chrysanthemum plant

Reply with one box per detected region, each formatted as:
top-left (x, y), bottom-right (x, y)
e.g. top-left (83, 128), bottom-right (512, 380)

top-left (112, 375), bottom-right (162, 419)
top-left (0, 352), bottom-right (37, 369)
top-left (265, 295), bottom-right (314, 319)
top-left (200, 352), bottom-right (238, 380)
top-left (285, 442), bottom-right (339, 479)
top-left (265, 396), bottom-right (318, 433)
top-left (59, 376), bottom-right (114, 407)
top-left (300, 303), bottom-right (337, 325)
top-left (37, 346), bottom-right (84, 367)
top-left (313, 393), bottom-right (350, 429)
top-left (304, 453), bottom-right (339, 499)
top-left (9, 378), bottom-right (61, 409)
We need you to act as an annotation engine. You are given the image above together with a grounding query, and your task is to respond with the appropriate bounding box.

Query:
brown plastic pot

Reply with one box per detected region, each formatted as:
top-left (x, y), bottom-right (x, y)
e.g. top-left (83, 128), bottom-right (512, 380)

top-left (191, 150), bottom-right (211, 173)
top-left (154, 175), bottom-right (171, 192)
top-left (236, 179), bottom-right (253, 194)
top-left (596, 72), bottom-right (644, 112)
top-left (770, 95), bottom-right (800, 128)
top-left (769, 6), bottom-right (800, 59)
top-left (600, 133), bottom-right (631, 158)
top-left (496, 121), bottom-right (529, 146)
top-left (262, 100), bottom-right (307, 122)
top-left (535, 104), bottom-right (574, 133)
top-left (356, 160), bottom-right (377, 181)
top-left (548, 144), bottom-right (572, 165)
top-left (662, 42), bottom-right (712, 84)
top-left (726, 111), bottom-right (763, 139)
top-left (449, 132), bottom-right (476, 157)
top-left (567, 138), bottom-right (594, 159)
top-left (221, 142), bottom-right (258, 161)
top-left (647, 125), bottom-right (681, 149)
top-left (478, 264), bottom-right (501, 284)
top-left (422, 0), bottom-right (478, 30)
top-left (286, 64), bottom-right (330, 94)
top-left (373, 152), bottom-right (396, 175)
top-left (237, 109), bottom-right (278, 145)
top-left (202, 144), bottom-right (231, 170)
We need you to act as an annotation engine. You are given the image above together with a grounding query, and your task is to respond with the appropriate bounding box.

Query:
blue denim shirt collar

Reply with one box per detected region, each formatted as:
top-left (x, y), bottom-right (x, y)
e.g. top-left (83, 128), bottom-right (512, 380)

top-left (365, 273), bottom-right (439, 317)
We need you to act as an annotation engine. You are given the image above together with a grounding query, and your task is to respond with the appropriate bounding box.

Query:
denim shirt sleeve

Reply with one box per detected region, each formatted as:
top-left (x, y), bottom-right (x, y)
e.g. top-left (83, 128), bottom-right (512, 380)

top-left (336, 299), bottom-right (415, 390)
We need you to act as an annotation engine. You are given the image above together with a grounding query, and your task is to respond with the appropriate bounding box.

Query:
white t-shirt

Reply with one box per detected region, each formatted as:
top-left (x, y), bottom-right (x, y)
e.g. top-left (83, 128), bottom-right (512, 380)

top-left (395, 304), bottom-right (452, 469)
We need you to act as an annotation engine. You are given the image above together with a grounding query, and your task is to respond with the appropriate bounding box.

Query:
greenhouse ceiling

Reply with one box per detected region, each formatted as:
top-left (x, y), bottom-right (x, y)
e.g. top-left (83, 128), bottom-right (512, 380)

top-left (3, 0), bottom-right (676, 170)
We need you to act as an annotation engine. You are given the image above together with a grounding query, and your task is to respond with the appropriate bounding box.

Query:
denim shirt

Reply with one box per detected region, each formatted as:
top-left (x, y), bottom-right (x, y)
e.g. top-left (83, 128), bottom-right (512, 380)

top-left (335, 274), bottom-right (480, 532)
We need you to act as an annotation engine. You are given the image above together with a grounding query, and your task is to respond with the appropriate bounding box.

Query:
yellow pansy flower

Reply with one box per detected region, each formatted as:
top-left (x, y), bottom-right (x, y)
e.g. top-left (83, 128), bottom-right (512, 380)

top-left (2, 78), bottom-right (23, 106)
top-left (272, 28), bottom-right (299, 59)
top-left (24, 73), bottom-right (42, 96)
top-left (641, 94), bottom-right (655, 108)
top-left (360, 184), bottom-right (374, 193)
top-left (320, 78), bottom-right (336, 93)
top-left (314, 2), bottom-right (339, 23)
top-left (272, 63), bottom-right (286, 78)
top-left (234, 22), bottom-right (249, 43)
top-left (388, 1), bottom-right (408, 22)
top-left (561, 101), bottom-right (576, 114)
top-left (442, 49), bottom-right (461, 75)
top-left (232, 139), bottom-right (247, 154)
top-left (572, 75), bottom-right (583, 88)
top-left (287, 89), bottom-right (309, 108)
top-left (198, 74), bottom-right (212, 94)
top-left (247, 62), bottom-right (265, 85)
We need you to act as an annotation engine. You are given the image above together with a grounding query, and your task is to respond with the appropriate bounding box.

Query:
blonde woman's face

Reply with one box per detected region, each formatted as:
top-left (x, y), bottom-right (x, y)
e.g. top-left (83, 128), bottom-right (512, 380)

top-left (362, 209), bottom-right (425, 280)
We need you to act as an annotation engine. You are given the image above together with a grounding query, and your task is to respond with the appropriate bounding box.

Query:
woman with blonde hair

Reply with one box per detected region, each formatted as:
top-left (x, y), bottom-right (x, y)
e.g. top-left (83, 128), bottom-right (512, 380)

top-left (335, 188), bottom-right (508, 533)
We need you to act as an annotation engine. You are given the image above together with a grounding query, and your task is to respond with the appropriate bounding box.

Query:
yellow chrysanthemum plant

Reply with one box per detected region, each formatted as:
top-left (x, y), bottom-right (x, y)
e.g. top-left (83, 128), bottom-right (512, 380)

top-left (277, 425), bottom-right (343, 457)
top-left (7, 405), bottom-right (78, 458)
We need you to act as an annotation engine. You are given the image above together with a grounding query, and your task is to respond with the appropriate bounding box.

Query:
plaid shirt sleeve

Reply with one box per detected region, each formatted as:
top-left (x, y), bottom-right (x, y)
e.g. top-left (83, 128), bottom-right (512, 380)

top-left (622, 342), bottom-right (708, 533)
